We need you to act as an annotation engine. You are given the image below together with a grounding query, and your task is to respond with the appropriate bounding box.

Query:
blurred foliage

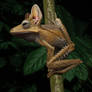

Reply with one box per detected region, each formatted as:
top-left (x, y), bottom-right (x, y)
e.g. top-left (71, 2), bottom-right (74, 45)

top-left (0, 0), bottom-right (92, 92)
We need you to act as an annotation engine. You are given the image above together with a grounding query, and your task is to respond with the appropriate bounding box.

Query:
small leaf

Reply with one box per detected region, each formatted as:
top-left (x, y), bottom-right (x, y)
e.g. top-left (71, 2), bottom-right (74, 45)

top-left (75, 64), bottom-right (88, 80)
top-left (7, 42), bottom-right (17, 49)
top-left (0, 42), bottom-right (8, 49)
top-left (63, 69), bottom-right (75, 82)
top-left (24, 47), bottom-right (47, 75)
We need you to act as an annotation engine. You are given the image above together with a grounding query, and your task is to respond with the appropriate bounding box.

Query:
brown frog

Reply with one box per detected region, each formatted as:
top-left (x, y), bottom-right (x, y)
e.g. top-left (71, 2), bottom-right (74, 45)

top-left (10, 4), bottom-right (82, 77)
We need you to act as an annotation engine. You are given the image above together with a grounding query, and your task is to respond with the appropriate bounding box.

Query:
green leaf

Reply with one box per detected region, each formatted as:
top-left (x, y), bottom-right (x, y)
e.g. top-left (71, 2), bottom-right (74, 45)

top-left (24, 47), bottom-right (47, 75)
top-left (0, 57), bottom-right (6, 68)
top-left (74, 37), bottom-right (92, 67)
top-left (0, 41), bottom-right (17, 50)
top-left (68, 51), bottom-right (80, 59)
top-left (75, 64), bottom-right (88, 80)
top-left (0, 42), bottom-right (8, 49)
top-left (7, 42), bottom-right (17, 49)
top-left (63, 69), bottom-right (75, 82)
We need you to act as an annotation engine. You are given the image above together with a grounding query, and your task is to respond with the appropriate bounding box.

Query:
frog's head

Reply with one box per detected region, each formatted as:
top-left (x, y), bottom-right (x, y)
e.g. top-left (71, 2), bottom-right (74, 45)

top-left (10, 4), bottom-right (42, 41)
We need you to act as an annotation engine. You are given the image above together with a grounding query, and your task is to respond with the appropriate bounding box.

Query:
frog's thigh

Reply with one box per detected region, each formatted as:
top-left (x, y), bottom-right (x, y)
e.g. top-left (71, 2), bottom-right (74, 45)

top-left (47, 59), bottom-right (82, 69)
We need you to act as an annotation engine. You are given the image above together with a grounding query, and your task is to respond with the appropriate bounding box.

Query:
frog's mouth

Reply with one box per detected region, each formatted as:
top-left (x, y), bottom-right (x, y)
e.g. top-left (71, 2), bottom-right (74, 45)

top-left (10, 30), bottom-right (39, 42)
top-left (10, 24), bottom-right (40, 41)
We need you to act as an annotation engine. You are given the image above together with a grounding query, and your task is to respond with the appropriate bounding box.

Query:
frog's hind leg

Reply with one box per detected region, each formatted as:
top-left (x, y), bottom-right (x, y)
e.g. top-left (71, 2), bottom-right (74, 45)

top-left (47, 59), bottom-right (82, 78)
top-left (36, 39), bottom-right (55, 60)
top-left (55, 18), bottom-right (73, 44)
top-left (47, 59), bottom-right (82, 69)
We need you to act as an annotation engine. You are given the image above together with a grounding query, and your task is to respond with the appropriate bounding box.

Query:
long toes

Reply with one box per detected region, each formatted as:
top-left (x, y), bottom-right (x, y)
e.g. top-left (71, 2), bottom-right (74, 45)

top-left (47, 71), bottom-right (55, 78)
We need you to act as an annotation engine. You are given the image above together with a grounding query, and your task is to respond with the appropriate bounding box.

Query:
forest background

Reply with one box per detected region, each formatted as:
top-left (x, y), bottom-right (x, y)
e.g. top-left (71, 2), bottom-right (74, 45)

top-left (0, 0), bottom-right (92, 92)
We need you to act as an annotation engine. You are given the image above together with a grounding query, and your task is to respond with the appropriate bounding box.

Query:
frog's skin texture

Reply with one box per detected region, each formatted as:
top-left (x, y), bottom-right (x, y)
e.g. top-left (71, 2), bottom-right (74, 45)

top-left (10, 4), bottom-right (82, 77)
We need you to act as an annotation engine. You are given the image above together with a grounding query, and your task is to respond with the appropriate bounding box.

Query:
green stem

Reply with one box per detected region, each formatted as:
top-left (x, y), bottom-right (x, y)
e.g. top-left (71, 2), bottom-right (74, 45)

top-left (50, 75), bottom-right (64, 92)
top-left (43, 0), bottom-right (55, 24)
top-left (43, 0), bottom-right (64, 92)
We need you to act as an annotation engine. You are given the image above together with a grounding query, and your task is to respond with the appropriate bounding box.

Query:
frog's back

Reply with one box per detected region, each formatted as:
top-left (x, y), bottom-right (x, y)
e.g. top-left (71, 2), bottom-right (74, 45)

top-left (39, 24), bottom-right (68, 48)
top-left (41, 24), bottom-right (65, 39)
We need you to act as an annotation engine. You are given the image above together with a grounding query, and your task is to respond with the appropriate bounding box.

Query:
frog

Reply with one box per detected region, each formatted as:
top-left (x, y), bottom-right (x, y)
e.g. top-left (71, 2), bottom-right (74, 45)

top-left (10, 4), bottom-right (82, 77)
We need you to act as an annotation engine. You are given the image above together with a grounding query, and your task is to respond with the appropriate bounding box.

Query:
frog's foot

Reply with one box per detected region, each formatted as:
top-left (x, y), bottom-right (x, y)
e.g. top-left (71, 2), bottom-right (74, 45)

top-left (55, 18), bottom-right (63, 28)
top-left (47, 59), bottom-right (82, 78)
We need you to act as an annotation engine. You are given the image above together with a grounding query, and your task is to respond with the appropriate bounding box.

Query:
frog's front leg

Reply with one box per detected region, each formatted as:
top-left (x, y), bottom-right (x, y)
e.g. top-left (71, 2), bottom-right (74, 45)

top-left (36, 39), bottom-right (55, 61)
top-left (47, 43), bottom-right (75, 66)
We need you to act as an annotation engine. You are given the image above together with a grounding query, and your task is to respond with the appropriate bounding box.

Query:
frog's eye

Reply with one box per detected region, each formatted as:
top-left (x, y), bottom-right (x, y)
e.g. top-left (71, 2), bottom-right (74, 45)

top-left (21, 20), bottom-right (30, 29)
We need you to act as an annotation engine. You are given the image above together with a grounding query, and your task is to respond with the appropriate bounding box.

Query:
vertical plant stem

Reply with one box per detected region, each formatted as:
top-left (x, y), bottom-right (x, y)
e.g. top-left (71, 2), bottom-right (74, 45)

top-left (43, 0), bottom-right (64, 92)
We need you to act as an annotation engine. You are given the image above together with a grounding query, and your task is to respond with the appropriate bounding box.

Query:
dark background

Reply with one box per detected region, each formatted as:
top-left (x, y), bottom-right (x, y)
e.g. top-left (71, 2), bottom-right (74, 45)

top-left (0, 0), bottom-right (92, 92)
